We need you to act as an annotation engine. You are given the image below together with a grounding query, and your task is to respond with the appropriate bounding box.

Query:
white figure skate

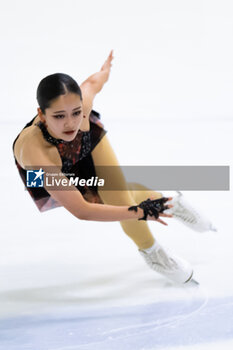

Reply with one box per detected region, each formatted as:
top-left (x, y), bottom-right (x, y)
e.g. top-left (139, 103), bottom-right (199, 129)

top-left (165, 191), bottom-right (217, 233)
top-left (139, 242), bottom-right (194, 284)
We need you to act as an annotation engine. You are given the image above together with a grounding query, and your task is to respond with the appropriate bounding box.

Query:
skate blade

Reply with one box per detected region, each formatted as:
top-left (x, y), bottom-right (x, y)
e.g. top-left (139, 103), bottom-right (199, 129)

top-left (184, 271), bottom-right (199, 286)
top-left (188, 279), bottom-right (199, 286)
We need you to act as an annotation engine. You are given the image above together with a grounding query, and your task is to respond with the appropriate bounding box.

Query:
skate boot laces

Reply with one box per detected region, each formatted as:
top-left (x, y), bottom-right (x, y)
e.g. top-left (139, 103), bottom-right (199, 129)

top-left (172, 192), bottom-right (200, 224)
top-left (139, 243), bottom-right (193, 284)
top-left (166, 191), bottom-right (217, 232)
top-left (145, 246), bottom-right (179, 272)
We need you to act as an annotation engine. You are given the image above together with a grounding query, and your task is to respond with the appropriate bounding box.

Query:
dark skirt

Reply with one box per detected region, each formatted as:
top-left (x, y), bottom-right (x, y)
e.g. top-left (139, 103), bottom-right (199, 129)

top-left (13, 111), bottom-right (107, 212)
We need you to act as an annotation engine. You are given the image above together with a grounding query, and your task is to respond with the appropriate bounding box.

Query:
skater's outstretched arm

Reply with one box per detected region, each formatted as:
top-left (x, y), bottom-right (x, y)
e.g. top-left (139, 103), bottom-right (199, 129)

top-left (81, 50), bottom-right (113, 94)
top-left (80, 50), bottom-right (114, 130)
top-left (23, 143), bottom-right (172, 223)
top-left (46, 182), bottom-right (172, 224)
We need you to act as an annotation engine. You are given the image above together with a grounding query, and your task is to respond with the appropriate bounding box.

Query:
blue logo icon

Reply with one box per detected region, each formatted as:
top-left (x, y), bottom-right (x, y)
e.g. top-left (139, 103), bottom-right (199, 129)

top-left (26, 168), bottom-right (45, 187)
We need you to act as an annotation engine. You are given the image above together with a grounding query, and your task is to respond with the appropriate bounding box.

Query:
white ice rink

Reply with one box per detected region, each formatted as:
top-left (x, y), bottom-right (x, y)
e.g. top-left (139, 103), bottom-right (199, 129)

top-left (0, 118), bottom-right (232, 350)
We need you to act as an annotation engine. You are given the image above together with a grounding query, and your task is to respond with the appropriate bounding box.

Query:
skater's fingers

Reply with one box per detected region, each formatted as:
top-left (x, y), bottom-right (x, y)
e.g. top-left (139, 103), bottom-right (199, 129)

top-left (159, 213), bottom-right (173, 218)
top-left (156, 218), bottom-right (168, 226)
top-left (107, 49), bottom-right (114, 59)
top-left (101, 51), bottom-right (114, 71)
top-left (163, 196), bottom-right (173, 202)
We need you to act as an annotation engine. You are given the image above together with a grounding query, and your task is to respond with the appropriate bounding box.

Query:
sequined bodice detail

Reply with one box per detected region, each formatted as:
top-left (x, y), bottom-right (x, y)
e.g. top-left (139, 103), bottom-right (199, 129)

top-left (36, 121), bottom-right (92, 173)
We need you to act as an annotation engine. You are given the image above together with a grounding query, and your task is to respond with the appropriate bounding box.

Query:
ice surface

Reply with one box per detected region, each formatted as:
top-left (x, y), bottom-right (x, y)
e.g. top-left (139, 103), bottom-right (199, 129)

top-left (0, 295), bottom-right (233, 350)
top-left (1, 119), bottom-right (232, 349)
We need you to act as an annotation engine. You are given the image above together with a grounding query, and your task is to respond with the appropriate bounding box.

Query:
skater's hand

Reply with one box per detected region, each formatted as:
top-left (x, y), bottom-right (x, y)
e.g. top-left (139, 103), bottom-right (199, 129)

top-left (148, 196), bottom-right (173, 225)
top-left (100, 50), bottom-right (114, 81)
top-left (128, 196), bottom-right (173, 224)
top-left (80, 50), bottom-right (114, 120)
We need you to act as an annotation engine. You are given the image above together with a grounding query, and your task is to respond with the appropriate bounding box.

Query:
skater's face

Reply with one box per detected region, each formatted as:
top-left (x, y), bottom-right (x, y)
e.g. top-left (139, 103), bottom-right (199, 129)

top-left (38, 93), bottom-right (84, 141)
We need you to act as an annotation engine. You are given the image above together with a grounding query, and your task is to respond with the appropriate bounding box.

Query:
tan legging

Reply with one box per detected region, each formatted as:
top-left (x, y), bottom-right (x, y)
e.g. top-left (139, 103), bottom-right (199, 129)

top-left (91, 134), bottom-right (163, 250)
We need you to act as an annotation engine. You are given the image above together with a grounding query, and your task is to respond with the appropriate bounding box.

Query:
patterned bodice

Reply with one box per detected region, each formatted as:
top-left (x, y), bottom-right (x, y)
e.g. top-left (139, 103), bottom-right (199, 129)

top-left (36, 121), bottom-right (92, 173)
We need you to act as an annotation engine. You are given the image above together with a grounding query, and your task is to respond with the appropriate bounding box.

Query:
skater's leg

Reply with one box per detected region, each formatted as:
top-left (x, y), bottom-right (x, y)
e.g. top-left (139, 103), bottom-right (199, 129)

top-left (91, 135), bottom-right (194, 284)
top-left (91, 135), bottom-right (155, 250)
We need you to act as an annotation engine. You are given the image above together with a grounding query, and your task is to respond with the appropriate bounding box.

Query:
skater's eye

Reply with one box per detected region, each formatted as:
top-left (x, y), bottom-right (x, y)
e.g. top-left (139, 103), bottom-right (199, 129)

top-left (53, 114), bottom-right (65, 119)
top-left (73, 111), bottom-right (81, 117)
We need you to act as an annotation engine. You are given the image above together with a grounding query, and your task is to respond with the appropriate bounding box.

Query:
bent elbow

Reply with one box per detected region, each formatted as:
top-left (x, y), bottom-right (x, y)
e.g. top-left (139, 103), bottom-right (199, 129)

top-left (76, 206), bottom-right (91, 221)
top-left (77, 212), bottom-right (90, 221)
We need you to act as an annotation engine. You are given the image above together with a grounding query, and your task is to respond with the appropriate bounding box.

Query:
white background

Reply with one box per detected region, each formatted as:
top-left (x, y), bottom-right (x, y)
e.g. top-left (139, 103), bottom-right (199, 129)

top-left (0, 0), bottom-right (233, 122)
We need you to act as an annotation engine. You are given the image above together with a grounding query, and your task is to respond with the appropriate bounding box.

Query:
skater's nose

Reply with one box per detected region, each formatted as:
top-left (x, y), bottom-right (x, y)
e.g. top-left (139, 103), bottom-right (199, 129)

top-left (64, 115), bottom-right (75, 129)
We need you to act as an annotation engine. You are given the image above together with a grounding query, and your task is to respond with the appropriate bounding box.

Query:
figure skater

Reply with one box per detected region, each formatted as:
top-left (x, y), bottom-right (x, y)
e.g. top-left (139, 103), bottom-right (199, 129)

top-left (13, 50), bottom-right (215, 285)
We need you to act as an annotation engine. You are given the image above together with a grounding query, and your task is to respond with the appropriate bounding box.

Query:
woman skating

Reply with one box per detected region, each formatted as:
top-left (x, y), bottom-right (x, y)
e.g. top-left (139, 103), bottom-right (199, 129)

top-left (13, 51), bottom-right (214, 285)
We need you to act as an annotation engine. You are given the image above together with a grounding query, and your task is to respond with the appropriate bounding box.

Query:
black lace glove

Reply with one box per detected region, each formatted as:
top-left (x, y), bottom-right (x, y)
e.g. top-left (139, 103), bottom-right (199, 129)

top-left (128, 197), bottom-right (170, 221)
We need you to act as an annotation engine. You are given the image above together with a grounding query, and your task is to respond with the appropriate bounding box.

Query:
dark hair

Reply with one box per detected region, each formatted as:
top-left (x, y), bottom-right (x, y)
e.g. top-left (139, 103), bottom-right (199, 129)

top-left (36, 73), bottom-right (82, 114)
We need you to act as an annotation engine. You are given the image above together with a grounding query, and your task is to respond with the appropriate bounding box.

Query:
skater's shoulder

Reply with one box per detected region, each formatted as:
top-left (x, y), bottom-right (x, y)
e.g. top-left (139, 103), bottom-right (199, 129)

top-left (14, 119), bottom-right (61, 169)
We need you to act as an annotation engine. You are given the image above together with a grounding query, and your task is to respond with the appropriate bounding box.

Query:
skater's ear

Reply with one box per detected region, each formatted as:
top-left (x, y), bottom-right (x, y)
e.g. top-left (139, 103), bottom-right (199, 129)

top-left (37, 107), bottom-right (46, 123)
